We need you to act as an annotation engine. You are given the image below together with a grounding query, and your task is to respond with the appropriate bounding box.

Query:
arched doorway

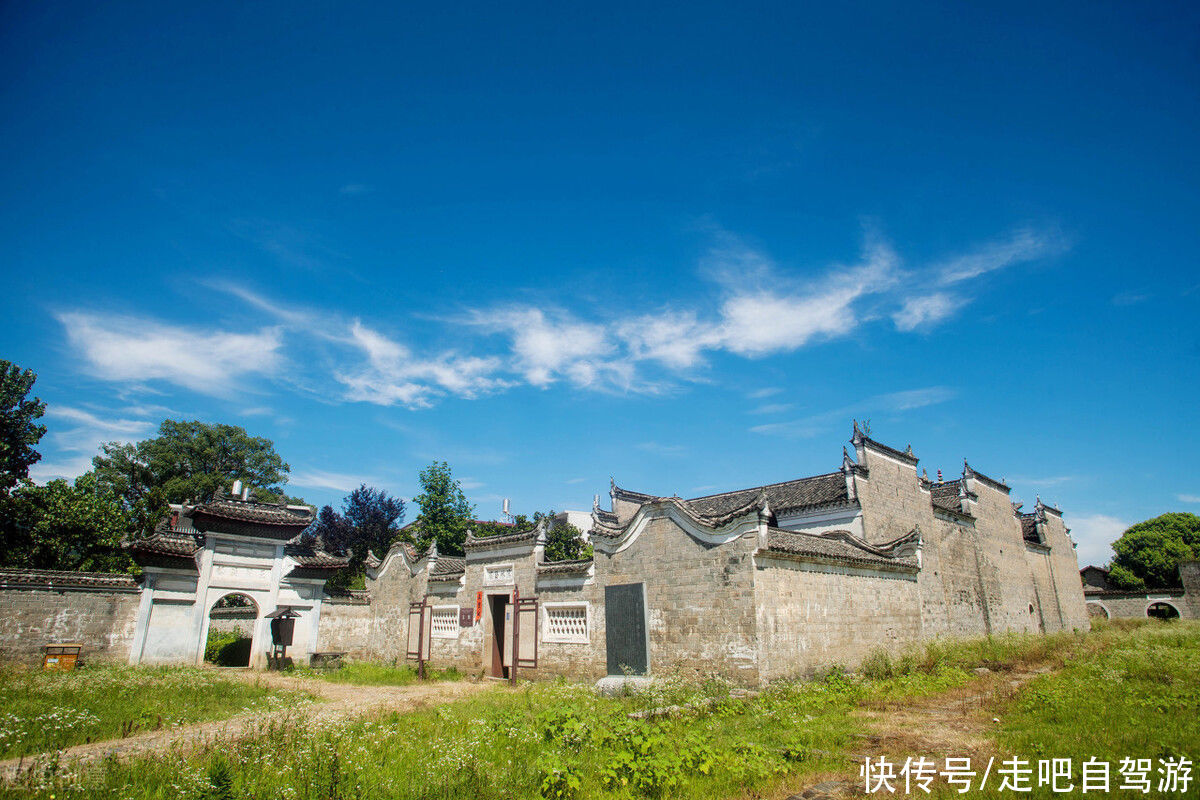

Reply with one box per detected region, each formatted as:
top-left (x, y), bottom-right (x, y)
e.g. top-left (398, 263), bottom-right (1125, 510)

top-left (1147, 601), bottom-right (1180, 621)
top-left (206, 593), bottom-right (259, 666)
top-left (1086, 602), bottom-right (1110, 619)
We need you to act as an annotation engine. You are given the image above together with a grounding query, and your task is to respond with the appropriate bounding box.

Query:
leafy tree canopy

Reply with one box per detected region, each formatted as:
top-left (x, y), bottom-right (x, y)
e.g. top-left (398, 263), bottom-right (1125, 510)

top-left (89, 420), bottom-right (299, 533)
top-left (0, 360), bottom-right (47, 494)
top-left (412, 461), bottom-right (474, 557)
top-left (538, 511), bottom-right (592, 563)
top-left (0, 473), bottom-right (135, 572)
top-left (307, 485), bottom-right (405, 593)
top-left (1108, 512), bottom-right (1200, 590)
top-left (474, 509), bottom-right (591, 562)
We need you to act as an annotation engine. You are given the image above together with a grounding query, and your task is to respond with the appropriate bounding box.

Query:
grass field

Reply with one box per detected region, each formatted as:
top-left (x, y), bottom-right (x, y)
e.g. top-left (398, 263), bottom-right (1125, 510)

top-left (292, 660), bottom-right (463, 686)
top-left (2, 621), bottom-right (1196, 799)
top-left (0, 664), bottom-right (312, 761)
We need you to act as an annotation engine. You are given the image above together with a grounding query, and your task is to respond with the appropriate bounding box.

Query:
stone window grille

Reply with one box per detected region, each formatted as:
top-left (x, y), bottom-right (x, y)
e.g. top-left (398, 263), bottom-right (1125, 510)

top-left (544, 603), bottom-right (589, 643)
top-left (484, 563), bottom-right (514, 585)
top-left (431, 606), bottom-right (459, 638)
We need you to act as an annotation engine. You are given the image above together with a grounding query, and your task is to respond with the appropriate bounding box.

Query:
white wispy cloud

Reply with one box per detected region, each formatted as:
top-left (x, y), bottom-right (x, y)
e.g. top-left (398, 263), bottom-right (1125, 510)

top-left (1068, 513), bottom-right (1128, 567)
top-left (28, 405), bottom-right (156, 483)
top-left (750, 386), bottom-right (956, 438)
top-left (892, 293), bottom-right (964, 332)
top-left (617, 310), bottom-right (716, 370)
top-left (1178, 494), bottom-right (1200, 504)
top-left (59, 312), bottom-right (282, 395)
top-left (337, 320), bottom-right (509, 408)
top-left (466, 307), bottom-right (621, 389)
top-left (935, 227), bottom-right (1064, 284)
top-left (749, 403), bottom-right (794, 415)
top-left (289, 469), bottom-right (373, 493)
top-left (1112, 292), bottom-right (1150, 306)
top-left (891, 227), bottom-right (1067, 332)
top-left (715, 236), bottom-right (899, 357)
top-left (65, 226), bottom-right (1057, 411)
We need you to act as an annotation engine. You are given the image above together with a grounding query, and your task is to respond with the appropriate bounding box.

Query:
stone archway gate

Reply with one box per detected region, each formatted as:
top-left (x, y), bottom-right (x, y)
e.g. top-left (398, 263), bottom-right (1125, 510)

top-left (128, 489), bottom-right (347, 668)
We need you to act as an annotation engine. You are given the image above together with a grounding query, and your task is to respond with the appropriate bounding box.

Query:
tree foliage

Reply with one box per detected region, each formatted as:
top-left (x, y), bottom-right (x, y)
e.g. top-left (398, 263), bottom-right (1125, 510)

top-left (539, 512), bottom-right (591, 563)
top-left (307, 485), bottom-right (405, 593)
top-left (0, 360), bottom-right (47, 494)
top-left (92, 420), bottom-right (292, 505)
top-left (0, 473), bottom-right (135, 572)
top-left (1109, 512), bottom-right (1200, 589)
top-left (475, 509), bottom-right (592, 562)
top-left (412, 461), bottom-right (474, 556)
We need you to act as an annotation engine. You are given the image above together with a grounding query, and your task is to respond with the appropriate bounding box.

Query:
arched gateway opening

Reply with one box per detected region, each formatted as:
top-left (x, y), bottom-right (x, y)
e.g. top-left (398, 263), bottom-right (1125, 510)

top-left (206, 593), bottom-right (259, 667)
top-left (1147, 601), bottom-right (1181, 621)
top-left (128, 487), bottom-right (348, 667)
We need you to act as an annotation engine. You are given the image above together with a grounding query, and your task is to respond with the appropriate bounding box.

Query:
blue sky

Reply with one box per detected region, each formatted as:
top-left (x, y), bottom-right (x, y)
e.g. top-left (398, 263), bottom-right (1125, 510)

top-left (2, 1), bottom-right (1197, 566)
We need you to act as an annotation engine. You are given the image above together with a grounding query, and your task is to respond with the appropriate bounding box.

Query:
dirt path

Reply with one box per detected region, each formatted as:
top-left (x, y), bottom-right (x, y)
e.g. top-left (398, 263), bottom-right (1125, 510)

top-left (1, 674), bottom-right (497, 780)
top-left (772, 667), bottom-right (1051, 800)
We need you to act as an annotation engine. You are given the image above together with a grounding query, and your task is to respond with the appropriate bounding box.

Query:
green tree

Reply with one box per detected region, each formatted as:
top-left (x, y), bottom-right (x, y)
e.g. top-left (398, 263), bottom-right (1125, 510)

top-left (314, 485), bottom-right (406, 593)
top-left (0, 473), bottom-right (135, 572)
top-left (1109, 512), bottom-right (1200, 589)
top-left (537, 511), bottom-right (591, 562)
top-left (91, 420), bottom-right (296, 512)
top-left (0, 360), bottom-right (47, 494)
top-left (412, 461), bottom-right (474, 556)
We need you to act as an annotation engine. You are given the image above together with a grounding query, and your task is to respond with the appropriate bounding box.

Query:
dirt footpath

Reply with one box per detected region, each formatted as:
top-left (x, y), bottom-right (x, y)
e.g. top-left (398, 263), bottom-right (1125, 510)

top-left (771, 667), bottom-right (1050, 800)
top-left (1, 674), bottom-right (496, 780)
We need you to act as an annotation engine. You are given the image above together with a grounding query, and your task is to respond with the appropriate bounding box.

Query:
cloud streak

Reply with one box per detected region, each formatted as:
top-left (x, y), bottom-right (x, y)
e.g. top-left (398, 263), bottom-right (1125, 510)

top-left (749, 386), bottom-right (957, 438)
top-left (59, 312), bottom-right (282, 395)
top-left (59, 225), bottom-right (1060, 409)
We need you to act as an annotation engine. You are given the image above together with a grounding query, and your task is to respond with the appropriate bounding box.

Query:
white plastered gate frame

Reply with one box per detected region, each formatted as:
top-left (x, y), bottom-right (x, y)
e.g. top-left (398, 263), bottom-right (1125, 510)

top-left (129, 532), bottom-right (327, 668)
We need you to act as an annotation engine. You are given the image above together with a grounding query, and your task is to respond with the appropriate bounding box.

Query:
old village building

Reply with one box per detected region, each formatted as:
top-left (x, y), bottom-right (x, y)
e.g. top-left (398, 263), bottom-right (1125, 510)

top-left (332, 425), bottom-right (1090, 684)
top-left (0, 426), bottom-right (1092, 683)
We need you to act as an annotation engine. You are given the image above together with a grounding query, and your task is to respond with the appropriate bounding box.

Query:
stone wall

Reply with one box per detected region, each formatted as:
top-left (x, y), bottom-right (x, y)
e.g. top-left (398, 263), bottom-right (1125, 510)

top-left (754, 557), bottom-right (921, 681)
top-left (602, 513), bottom-right (761, 682)
top-left (0, 571), bottom-right (142, 664)
top-left (315, 596), bottom-right (374, 658)
top-left (849, 437), bottom-right (1087, 639)
top-left (1085, 591), bottom-right (1194, 620)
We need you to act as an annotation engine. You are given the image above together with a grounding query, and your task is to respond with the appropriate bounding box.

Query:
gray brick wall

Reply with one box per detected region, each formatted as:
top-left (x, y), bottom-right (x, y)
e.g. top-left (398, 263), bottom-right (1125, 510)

top-left (0, 587), bottom-right (140, 664)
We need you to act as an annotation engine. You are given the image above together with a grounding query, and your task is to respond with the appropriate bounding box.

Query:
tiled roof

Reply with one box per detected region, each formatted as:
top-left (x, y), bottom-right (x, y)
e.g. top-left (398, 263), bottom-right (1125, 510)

top-left (194, 499), bottom-right (314, 526)
top-left (129, 530), bottom-right (202, 559)
top-left (283, 541), bottom-right (349, 570)
top-left (0, 568), bottom-right (140, 591)
top-left (464, 528), bottom-right (538, 550)
top-left (963, 463), bottom-right (1010, 493)
top-left (685, 472), bottom-right (849, 517)
top-left (612, 485), bottom-right (655, 504)
top-left (156, 514), bottom-right (200, 535)
top-left (762, 528), bottom-right (919, 572)
top-left (1019, 514), bottom-right (1041, 543)
top-left (930, 481), bottom-right (962, 512)
top-left (431, 556), bottom-right (466, 576)
top-left (537, 558), bottom-right (593, 575)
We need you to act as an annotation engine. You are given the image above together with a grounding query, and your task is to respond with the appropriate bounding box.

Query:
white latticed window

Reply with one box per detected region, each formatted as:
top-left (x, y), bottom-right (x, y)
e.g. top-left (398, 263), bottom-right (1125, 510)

top-left (431, 606), bottom-right (459, 638)
top-left (484, 563), bottom-right (514, 585)
top-left (544, 603), bottom-right (588, 643)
